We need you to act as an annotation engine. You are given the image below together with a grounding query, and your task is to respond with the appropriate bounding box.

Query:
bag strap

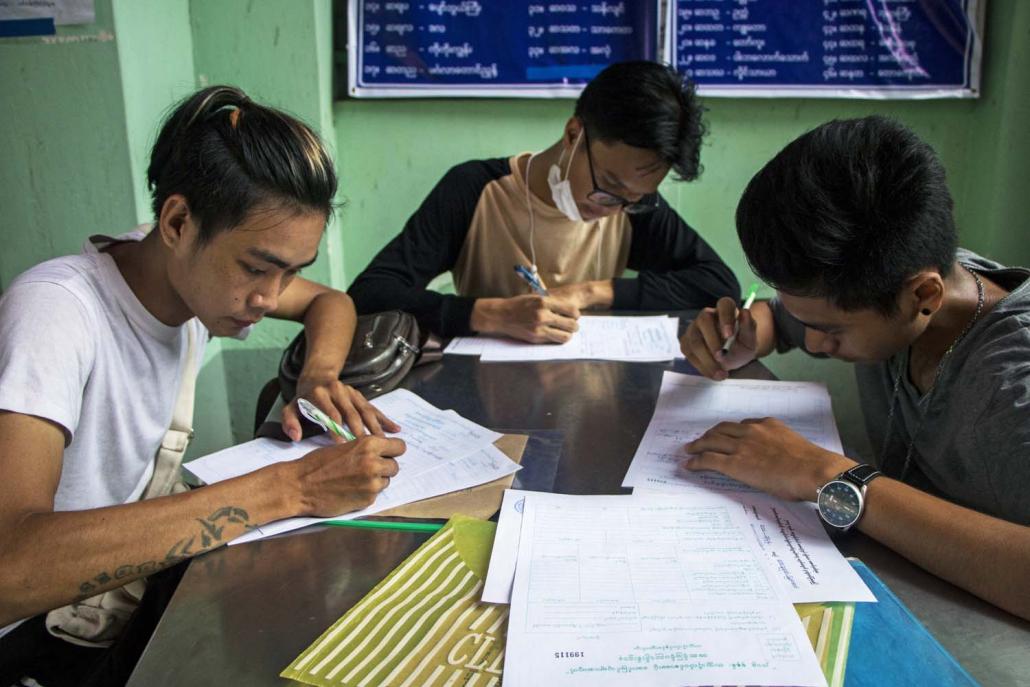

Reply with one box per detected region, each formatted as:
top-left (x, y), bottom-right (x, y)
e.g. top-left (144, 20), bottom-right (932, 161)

top-left (46, 323), bottom-right (199, 647)
top-left (142, 324), bottom-right (198, 499)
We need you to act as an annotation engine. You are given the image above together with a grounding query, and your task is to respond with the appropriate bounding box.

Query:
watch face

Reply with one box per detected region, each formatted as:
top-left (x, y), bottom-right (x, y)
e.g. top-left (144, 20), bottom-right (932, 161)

top-left (818, 480), bottom-right (863, 529)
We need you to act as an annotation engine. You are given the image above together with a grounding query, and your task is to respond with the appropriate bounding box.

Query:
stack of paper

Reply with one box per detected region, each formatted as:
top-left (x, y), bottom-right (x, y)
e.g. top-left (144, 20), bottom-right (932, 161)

top-left (485, 490), bottom-right (873, 687)
top-left (484, 490), bottom-right (873, 607)
top-left (185, 389), bottom-right (520, 544)
top-left (444, 315), bottom-right (683, 362)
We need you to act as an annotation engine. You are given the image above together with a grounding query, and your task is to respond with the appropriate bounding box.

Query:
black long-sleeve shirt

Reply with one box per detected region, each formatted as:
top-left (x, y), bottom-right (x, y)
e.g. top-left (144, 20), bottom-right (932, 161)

top-left (349, 156), bottom-right (740, 337)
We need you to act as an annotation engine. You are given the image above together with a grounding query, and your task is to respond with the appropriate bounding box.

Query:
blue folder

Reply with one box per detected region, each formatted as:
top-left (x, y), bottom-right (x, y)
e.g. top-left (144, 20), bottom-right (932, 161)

top-left (847, 560), bottom-right (980, 686)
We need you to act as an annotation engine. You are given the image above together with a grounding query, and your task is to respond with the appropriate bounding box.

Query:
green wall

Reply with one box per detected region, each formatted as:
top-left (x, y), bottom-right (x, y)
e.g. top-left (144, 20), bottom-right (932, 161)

top-left (111, 0), bottom-right (195, 224)
top-left (958, 1), bottom-right (1030, 266)
top-left (2, 1), bottom-right (1028, 460)
top-left (0, 1), bottom-right (135, 287)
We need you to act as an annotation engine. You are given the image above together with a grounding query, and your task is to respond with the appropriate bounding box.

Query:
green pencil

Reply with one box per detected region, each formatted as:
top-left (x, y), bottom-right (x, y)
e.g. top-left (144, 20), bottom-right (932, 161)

top-left (297, 397), bottom-right (357, 441)
top-left (324, 519), bottom-right (444, 533)
top-left (720, 282), bottom-right (761, 355)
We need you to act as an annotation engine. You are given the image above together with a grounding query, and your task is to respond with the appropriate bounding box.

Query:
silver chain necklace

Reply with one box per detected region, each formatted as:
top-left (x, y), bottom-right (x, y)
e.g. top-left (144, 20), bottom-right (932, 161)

top-left (880, 267), bottom-right (985, 480)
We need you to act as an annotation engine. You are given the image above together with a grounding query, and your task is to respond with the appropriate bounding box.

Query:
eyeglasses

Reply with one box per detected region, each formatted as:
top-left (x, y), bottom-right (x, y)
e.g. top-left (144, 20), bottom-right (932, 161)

top-left (582, 127), bottom-right (659, 215)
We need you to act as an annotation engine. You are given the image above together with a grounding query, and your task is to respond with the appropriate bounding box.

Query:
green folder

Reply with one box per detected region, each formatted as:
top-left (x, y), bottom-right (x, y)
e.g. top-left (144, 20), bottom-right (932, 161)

top-left (796, 601), bottom-right (854, 687)
top-left (282, 515), bottom-right (503, 687)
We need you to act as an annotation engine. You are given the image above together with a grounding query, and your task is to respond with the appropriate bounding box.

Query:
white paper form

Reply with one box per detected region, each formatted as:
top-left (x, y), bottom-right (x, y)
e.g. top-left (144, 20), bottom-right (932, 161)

top-left (442, 336), bottom-right (488, 356)
top-left (232, 443), bottom-right (521, 544)
top-left (370, 389), bottom-right (503, 470)
top-left (444, 316), bottom-right (683, 362)
top-left (485, 316), bottom-right (682, 362)
top-left (623, 372), bottom-right (843, 494)
top-left (484, 489), bottom-right (873, 605)
top-left (185, 434), bottom-right (331, 486)
top-left (734, 493), bottom-right (874, 603)
top-left (184, 389), bottom-right (511, 544)
top-left (504, 492), bottom-right (827, 687)
top-left (482, 488), bottom-right (530, 603)
top-left (633, 489), bottom-right (874, 604)
top-left (187, 389), bottom-right (502, 486)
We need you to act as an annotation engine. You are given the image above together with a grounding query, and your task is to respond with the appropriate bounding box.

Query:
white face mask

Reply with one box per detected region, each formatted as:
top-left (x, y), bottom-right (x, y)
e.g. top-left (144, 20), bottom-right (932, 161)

top-left (547, 131), bottom-right (584, 222)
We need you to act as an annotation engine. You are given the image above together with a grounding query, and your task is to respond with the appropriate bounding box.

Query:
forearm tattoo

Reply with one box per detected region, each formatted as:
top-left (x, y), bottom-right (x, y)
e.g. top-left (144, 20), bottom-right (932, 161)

top-left (76, 506), bottom-right (251, 598)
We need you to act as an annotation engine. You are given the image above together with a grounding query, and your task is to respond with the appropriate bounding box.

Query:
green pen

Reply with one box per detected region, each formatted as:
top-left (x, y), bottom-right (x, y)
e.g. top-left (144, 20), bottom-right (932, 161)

top-left (324, 519), bottom-right (444, 533)
top-left (721, 282), bottom-right (761, 355)
top-left (297, 397), bottom-right (357, 441)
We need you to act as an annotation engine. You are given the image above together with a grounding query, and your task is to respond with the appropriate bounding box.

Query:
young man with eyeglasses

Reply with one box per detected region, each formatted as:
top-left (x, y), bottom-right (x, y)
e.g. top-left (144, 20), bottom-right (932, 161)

top-left (349, 61), bottom-right (739, 344)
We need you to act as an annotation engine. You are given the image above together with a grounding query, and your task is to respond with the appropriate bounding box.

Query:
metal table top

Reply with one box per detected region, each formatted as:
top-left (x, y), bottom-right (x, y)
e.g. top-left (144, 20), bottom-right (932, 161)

top-left (129, 347), bottom-right (1030, 686)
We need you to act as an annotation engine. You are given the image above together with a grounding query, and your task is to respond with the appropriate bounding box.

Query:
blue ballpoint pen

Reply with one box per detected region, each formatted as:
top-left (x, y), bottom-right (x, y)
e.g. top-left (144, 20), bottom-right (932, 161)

top-left (514, 264), bottom-right (549, 296)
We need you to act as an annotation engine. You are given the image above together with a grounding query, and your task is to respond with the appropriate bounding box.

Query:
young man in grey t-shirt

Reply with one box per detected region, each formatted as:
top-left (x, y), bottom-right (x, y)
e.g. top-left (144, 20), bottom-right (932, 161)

top-left (681, 116), bottom-right (1030, 620)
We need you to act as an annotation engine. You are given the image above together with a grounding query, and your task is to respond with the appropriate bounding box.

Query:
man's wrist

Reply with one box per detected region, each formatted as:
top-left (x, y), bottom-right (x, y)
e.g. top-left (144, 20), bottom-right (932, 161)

top-left (470, 298), bottom-right (501, 334)
top-left (585, 280), bottom-right (614, 308)
top-left (267, 460), bottom-right (313, 518)
top-left (298, 364), bottom-right (342, 385)
top-left (811, 453), bottom-right (859, 501)
top-left (231, 462), bottom-right (303, 522)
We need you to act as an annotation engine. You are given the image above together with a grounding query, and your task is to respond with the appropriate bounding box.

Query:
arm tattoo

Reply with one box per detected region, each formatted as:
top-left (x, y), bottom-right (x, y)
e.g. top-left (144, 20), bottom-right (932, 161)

top-left (76, 506), bottom-right (251, 598)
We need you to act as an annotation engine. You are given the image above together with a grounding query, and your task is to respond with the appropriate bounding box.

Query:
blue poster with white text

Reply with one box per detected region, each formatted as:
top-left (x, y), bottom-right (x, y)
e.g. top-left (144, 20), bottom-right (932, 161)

top-left (348, 0), bottom-right (660, 98)
top-left (672, 0), bottom-right (983, 99)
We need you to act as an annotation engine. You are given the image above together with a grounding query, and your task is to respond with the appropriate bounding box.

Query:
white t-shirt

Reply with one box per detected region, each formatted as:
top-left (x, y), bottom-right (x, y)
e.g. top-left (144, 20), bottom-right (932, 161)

top-left (0, 230), bottom-right (210, 638)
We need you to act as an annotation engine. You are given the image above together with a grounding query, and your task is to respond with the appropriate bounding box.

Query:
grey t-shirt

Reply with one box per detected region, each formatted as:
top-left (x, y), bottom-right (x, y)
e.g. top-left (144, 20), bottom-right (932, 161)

top-left (770, 249), bottom-right (1030, 525)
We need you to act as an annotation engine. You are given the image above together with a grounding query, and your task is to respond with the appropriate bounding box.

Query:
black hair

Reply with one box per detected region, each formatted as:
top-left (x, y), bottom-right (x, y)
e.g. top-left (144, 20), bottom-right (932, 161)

top-left (574, 61), bottom-right (706, 181)
top-left (736, 116), bottom-right (958, 315)
top-left (147, 85), bottom-right (337, 243)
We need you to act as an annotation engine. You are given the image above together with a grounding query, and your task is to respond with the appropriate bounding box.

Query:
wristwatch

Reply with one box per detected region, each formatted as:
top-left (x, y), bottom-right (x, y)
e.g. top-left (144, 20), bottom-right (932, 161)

top-left (816, 464), bottom-right (883, 533)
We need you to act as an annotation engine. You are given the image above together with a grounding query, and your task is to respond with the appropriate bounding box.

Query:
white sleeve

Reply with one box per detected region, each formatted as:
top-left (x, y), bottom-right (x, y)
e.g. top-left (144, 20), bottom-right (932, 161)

top-left (0, 281), bottom-right (96, 443)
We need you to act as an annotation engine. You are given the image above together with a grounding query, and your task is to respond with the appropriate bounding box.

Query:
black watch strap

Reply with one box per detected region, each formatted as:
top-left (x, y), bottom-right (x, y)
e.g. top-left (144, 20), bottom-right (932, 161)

top-left (842, 463), bottom-right (882, 486)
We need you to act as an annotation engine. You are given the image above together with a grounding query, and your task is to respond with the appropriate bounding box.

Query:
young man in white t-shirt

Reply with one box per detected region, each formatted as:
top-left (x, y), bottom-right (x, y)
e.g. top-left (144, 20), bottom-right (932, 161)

top-left (0, 87), bottom-right (405, 686)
